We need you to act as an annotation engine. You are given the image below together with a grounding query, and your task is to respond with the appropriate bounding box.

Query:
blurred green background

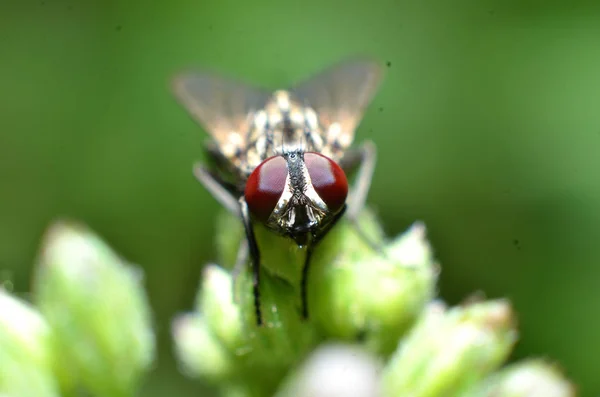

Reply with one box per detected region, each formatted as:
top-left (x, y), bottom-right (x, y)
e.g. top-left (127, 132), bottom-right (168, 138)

top-left (1, 0), bottom-right (599, 395)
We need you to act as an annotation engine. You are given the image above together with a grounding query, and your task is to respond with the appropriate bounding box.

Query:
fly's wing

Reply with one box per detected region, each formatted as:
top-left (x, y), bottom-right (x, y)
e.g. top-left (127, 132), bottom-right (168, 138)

top-left (171, 69), bottom-right (272, 165)
top-left (290, 59), bottom-right (384, 160)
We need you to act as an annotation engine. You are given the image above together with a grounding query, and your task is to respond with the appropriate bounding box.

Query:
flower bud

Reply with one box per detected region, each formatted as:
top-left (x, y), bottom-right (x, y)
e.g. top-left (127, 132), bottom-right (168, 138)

top-left (274, 343), bottom-right (383, 397)
top-left (310, 212), bottom-right (438, 355)
top-left (381, 299), bottom-right (518, 397)
top-left (464, 359), bottom-right (575, 397)
top-left (174, 263), bottom-right (319, 397)
top-left (198, 264), bottom-right (319, 371)
top-left (33, 220), bottom-right (155, 397)
top-left (0, 288), bottom-right (60, 397)
top-left (172, 312), bottom-right (236, 381)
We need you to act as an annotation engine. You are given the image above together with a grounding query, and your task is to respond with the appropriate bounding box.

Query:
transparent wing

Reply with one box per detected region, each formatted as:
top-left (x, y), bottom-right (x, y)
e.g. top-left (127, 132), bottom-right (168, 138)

top-left (171, 69), bottom-right (272, 157)
top-left (290, 58), bottom-right (384, 152)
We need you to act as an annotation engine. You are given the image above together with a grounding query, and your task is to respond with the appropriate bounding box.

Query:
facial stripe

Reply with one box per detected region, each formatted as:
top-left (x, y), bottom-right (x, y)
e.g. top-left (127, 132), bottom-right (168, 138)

top-left (270, 172), bottom-right (293, 218)
top-left (268, 151), bottom-right (329, 230)
top-left (301, 161), bottom-right (328, 211)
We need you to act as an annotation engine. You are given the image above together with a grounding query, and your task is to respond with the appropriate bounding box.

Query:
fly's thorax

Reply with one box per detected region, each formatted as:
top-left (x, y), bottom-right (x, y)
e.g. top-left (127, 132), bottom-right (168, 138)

top-left (244, 149), bottom-right (349, 238)
top-left (241, 90), bottom-right (328, 175)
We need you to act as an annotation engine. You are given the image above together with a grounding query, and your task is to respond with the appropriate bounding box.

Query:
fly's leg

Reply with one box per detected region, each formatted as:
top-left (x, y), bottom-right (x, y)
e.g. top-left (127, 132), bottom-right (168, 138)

top-left (341, 140), bottom-right (377, 220)
top-left (193, 163), bottom-right (240, 217)
top-left (193, 163), bottom-right (264, 326)
top-left (300, 205), bottom-right (347, 320)
top-left (194, 162), bottom-right (247, 303)
top-left (240, 197), bottom-right (263, 326)
top-left (338, 140), bottom-right (385, 254)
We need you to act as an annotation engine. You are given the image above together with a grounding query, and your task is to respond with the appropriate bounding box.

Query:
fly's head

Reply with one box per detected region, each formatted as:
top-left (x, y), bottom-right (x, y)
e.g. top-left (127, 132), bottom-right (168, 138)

top-left (244, 148), bottom-right (348, 246)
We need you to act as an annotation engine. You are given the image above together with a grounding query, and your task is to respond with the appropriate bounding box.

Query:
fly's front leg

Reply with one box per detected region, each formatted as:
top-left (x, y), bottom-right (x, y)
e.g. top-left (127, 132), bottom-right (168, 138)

top-left (240, 197), bottom-right (264, 326)
top-left (339, 140), bottom-right (383, 253)
top-left (341, 140), bottom-right (376, 220)
top-left (193, 163), bottom-right (263, 326)
top-left (193, 162), bottom-right (240, 217)
top-left (300, 205), bottom-right (347, 320)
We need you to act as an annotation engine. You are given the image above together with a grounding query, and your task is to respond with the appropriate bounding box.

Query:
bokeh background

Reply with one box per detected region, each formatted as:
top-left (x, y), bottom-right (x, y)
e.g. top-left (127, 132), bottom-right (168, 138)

top-left (1, 0), bottom-right (599, 395)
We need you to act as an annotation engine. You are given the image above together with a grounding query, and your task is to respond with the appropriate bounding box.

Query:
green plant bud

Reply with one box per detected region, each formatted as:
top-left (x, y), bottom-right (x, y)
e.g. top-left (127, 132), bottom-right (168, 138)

top-left (33, 220), bottom-right (156, 397)
top-left (196, 264), bottom-right (320, 396)
top-left (0, 288), bottom-right (60, 397)
top-left (214, 211), bottom-right (246, 270)
top-left (309, 213), bottom-right (438, 355)
top-left (274, 343), bottom-right (383, 397)
top-left (382, 299), bottom-right (518, 397)
top-left (196, 264), bottom-right (245, 352)
top-left (171, 312), bottom-right (236, 381)
top-left (463, 359), bottom-right (575, 397)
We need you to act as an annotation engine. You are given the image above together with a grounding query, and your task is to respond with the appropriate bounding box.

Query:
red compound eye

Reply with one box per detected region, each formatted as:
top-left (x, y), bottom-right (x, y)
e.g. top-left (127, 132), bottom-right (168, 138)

top-left (304, 152), bottom-right (348, 212)
top-left (244, 155), bottom-right (288, 222)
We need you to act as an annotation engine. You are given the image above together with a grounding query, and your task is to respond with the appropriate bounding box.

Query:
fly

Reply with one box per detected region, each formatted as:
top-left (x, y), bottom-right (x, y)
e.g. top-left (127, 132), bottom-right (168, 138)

top-left (171, 58), bottom-right (385, 326)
